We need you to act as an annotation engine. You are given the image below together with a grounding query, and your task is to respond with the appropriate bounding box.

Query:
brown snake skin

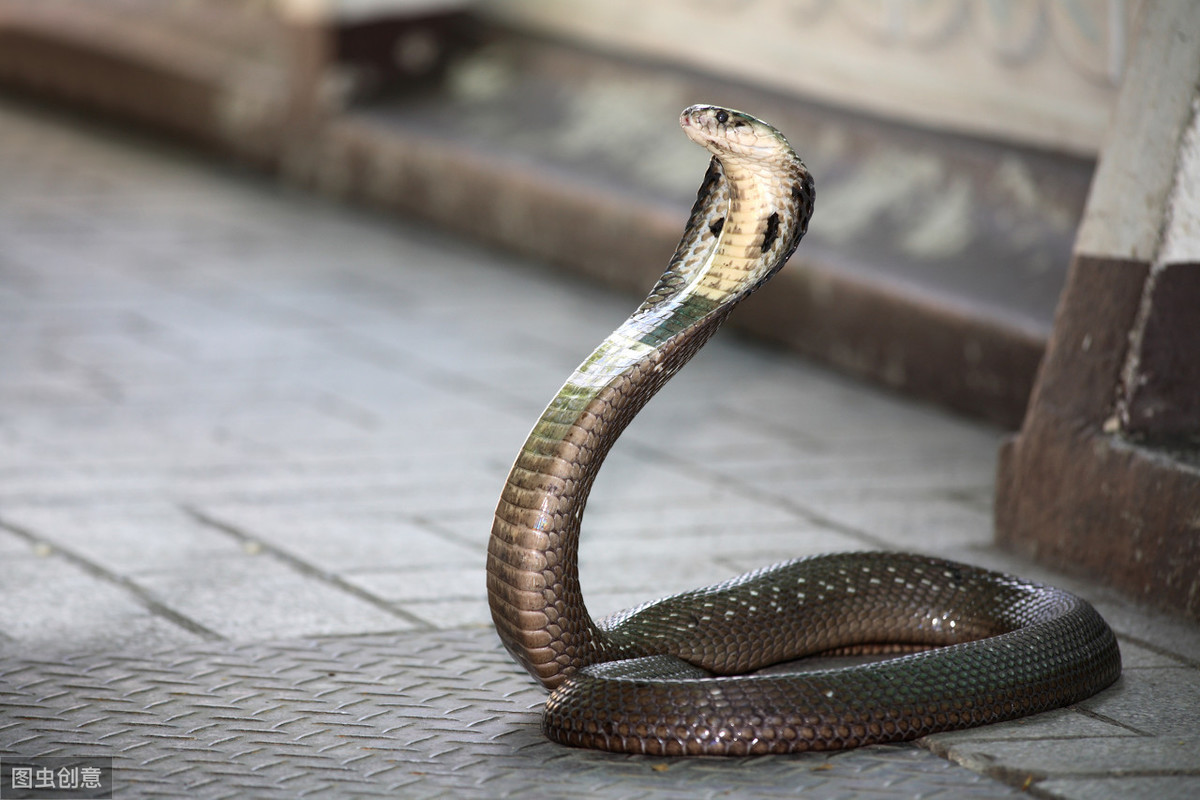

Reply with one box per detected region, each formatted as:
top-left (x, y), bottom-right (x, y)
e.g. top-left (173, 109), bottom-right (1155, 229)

top-left (486, 105), bottom-right (1121, 756)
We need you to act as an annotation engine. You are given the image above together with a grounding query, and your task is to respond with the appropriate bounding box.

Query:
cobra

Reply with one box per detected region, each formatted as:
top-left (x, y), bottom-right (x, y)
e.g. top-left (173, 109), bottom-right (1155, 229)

top-left (486, 104), bottom-right (1121, 756)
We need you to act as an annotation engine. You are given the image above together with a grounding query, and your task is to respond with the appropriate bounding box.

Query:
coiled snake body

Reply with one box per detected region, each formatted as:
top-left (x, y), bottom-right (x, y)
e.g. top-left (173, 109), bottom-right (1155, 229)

top-left (487, 105), bottom-right (1121, 756)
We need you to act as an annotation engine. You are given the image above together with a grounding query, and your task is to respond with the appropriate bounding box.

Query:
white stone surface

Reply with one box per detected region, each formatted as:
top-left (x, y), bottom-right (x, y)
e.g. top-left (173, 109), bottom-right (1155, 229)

top-left (486, 0), bottom-right (1136, 155)
top-left (1075, 2), bottom-right (1200, 261)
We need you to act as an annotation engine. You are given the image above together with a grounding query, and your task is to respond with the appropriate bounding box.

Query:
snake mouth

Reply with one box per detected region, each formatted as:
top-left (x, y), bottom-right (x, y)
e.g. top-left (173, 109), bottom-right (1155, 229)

top-left (679, 104), bottom-right (717, 145)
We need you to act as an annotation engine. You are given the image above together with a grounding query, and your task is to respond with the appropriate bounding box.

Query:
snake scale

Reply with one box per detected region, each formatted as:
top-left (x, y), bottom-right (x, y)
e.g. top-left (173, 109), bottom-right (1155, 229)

top-left (486, 105), bottom-right (1121, 756)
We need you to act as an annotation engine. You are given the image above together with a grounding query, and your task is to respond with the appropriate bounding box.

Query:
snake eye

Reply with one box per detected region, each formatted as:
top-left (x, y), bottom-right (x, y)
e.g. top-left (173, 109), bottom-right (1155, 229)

top-left (715, 110), bottom-right (729, 124)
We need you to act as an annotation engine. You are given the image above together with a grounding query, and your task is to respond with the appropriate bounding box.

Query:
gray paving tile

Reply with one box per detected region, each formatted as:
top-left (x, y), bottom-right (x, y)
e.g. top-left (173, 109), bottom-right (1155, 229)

top-left (1088, 600), bottom-right (1200, 665)
top-left (0, 529), bottom-right (32, 555)
top-left (197, 506), bottom-right (477, 572)
top-left (0, 505), bottom-right (243, 574)
top-left (1034, 776), bottom-right (1200, 800)
top-left (638, 414), bottom-right (821, 463)
top-left (582, 494), bottom-right (805, 535)
top-left (135, 557), bottom-right (415, 640)
top-left (0, 556), bottom-right (204, 656)
top-left (0, 371), bottom-right (103, 407)
top-left (732, 454), bottom-right (998, 503)
top-left (941, 736), bottom-right (1200, 778)
top-left (923, 706), bottom-right (1133, 746)
top-left (1114, 639), bottom-right (1196, 669)
top-left (803, 497), bottom-right (995, 552)
top-left (344, 566), bottom-right (484, 603)
top-left (402, 598), bottom-right (494, 629)
top-left (1081, 668), bottom-right (1200, 736)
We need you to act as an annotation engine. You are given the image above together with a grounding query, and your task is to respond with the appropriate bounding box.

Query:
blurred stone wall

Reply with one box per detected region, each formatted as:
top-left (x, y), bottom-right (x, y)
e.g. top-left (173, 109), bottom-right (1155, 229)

top-left (482, 0), bottom-right (1143, 156)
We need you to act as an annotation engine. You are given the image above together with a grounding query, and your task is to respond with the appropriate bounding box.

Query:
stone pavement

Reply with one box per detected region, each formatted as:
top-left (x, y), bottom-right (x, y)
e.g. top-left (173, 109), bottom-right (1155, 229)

top-left (0, 96), bottom-right (1197, 799)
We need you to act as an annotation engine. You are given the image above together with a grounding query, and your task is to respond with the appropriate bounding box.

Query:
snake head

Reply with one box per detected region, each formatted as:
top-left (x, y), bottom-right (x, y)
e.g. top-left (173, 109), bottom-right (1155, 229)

top-left (680, 105), bottom-right (794, 162)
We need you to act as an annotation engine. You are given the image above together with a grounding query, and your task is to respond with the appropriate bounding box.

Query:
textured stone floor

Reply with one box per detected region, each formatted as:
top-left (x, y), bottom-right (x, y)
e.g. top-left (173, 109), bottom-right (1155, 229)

top-left (1, 96), bottom-right (1197, 798)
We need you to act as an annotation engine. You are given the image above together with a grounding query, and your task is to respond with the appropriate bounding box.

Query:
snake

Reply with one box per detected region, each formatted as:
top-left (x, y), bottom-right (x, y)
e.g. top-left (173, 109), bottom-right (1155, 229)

top-left (486, 104), bottom-right (1121, 756)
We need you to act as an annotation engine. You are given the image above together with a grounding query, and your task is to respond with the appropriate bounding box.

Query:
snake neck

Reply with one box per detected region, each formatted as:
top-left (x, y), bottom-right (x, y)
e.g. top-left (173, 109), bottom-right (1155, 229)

top-left (487, 309), bottom-right (730, 688)
top-left (487, 152), bottom-right (813, 690)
